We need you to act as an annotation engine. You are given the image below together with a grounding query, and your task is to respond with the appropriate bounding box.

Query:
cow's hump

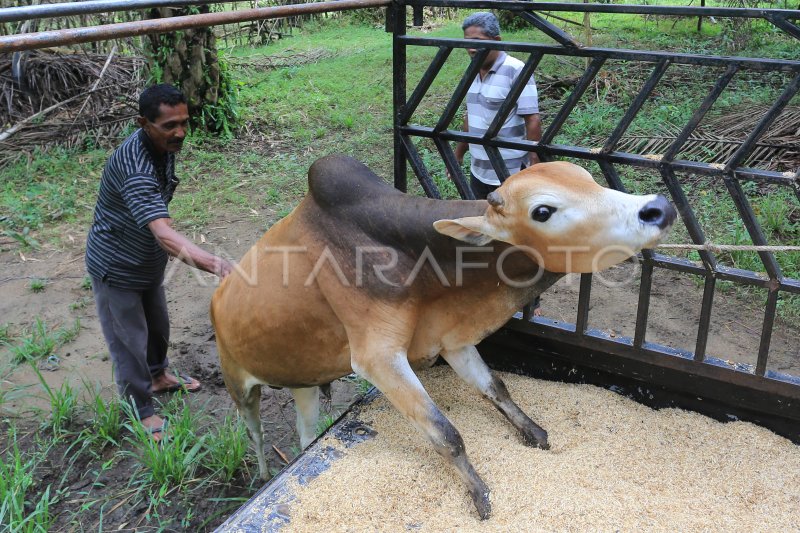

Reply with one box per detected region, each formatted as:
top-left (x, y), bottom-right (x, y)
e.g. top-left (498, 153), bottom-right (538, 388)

top-left (308, 154), bottom-right (400, 209)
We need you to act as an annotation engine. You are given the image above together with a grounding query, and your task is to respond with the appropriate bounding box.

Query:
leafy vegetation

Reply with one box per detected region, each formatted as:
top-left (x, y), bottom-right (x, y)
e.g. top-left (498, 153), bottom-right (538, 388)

top-left (28, 278), bottom-right (47, 293)
top-left (7, 318), bottom-right (81, 365)
top-left (0, 426), bottom-right (55, 533)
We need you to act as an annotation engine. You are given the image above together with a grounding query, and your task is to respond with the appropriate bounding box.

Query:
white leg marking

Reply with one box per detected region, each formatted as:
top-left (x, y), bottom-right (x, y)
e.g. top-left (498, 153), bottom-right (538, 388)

top-left (291, 386), bottom-right (320, 449)
top-left (441, 345), bottom-right (493, 391)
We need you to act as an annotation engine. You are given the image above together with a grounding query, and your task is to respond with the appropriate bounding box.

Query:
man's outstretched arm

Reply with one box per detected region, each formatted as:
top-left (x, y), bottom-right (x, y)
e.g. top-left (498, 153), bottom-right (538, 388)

top-left (148, 218), bottom-right (233, 278)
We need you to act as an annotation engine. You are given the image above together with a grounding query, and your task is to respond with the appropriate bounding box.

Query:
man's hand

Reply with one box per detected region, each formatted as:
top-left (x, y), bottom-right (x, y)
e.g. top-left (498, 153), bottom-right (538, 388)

top-left (214, 256), bottom-right (234, 279)
top-left (446, 156), bottom-right (465, 180)
top-left (524, 113), bottom-right (542, 167)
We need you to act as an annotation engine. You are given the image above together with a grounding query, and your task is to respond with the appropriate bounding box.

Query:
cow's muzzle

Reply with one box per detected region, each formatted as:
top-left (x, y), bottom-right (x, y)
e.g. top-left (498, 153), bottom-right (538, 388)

top-left (639, 195), bottom-right (677, 230)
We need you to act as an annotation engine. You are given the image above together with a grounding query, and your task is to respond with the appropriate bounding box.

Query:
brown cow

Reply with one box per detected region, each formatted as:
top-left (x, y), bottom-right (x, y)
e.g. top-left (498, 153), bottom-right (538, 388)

top-left (210, 155), bottom-right (676, 519)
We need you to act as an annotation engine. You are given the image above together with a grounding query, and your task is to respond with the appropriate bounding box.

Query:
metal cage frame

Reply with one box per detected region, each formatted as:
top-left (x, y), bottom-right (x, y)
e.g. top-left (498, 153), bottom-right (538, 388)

top-left (388, 1), bottom-right (800, 439)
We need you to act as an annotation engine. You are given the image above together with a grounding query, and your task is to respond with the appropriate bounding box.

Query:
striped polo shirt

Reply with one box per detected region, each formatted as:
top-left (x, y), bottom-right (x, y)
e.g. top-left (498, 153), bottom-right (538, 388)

top-left (85, 129), bottom-right (178, 290)
top-left (466, 52), bottom-right (539, 185)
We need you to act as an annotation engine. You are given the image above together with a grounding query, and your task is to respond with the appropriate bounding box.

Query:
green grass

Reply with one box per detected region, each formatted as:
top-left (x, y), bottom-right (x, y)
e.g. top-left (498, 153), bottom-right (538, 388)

top-left (33, 366), bottom-right (80, 438)
top-left (123, 397), bottom-right (208, 492)
top-left (8, 318), bottom-right (81, 365)
top-left (204, 413), bottom-right (250, 484)
top-left (69, 296), bottom-right (92, 311)
top-left (0, 425), bottom-right (55, 532)
top-left (29, 278), bottom-right (47, 293)
top-left (316, 413), bottom-right (338, 437)
top-left (0, 148), bottom-right (107, 242)
top-left (0, 323), bottom-right (11, 345)
top-left (80, 380), bottom-right (124, 449)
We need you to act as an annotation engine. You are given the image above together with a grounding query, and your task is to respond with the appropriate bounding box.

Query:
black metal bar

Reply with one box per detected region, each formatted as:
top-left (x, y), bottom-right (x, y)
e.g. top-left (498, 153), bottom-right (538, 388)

top-left (0, 0), bottom-right (392, 53)
top-left (633, 262), bottom-right (654, 348)
top-left (484, 51), bottom-right (544, 139)
top-left (433, 137), bottom-right (475, 199)
top-left (503, 319), bottom-right (800, 399)
top-left (434, 49), bottom-right (488, 133)
top-left (522, 303), bottom-right (533, 321)
top-left (398, 37), bottom-right (800, 72)
top-left (755, 286), bottom-right (780, 376)
top-left (485, 146), bottom-right (511, 183)
top-left (401, 46), bottom-right (452, 124)
top-left (393, 0), bottom-right (408, 192)
top-left (406, 1), bottom-right (800, 21)
top-left (0, 0), bottom-right (230, 23)
top-left (602, 58), bottom-right (671, 154)
top-left (517, 11), bottom-right (580, 48)
top-left (647, 254), bottom-right (799, 294)
top-left (412, 5), bottom-right (424, 27)
top-left (722, 176), bottom-right (782, 280)
top-left (658, 166), bottom-right (717, 270)
top-left (402, 125), bottom-right (800, 185)
top-left (693, 275), bottom-right (716, 362)
top-left (766, 14), bottom-right (800, 40)
top-left (725, 72), bottom-right (800, 171)
top-left (575, 273), bottom-right (592, 334)
top-left (540, 56), bottom-right (606, 146)
top-left (662, 63), bottom-right (739, 162)
top-left (400, 136), bottom-right (442, 198)
top-left (597, 159), bottom-right (626, 190)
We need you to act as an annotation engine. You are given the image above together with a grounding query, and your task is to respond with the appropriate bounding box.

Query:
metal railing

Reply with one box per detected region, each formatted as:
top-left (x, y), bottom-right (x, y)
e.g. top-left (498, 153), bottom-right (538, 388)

top-left (0, 0), bottom-right (390, 52)
top-left (0, 0), bottom-right (236, 23)
top-left (390, 1), bottom-right (800, 426)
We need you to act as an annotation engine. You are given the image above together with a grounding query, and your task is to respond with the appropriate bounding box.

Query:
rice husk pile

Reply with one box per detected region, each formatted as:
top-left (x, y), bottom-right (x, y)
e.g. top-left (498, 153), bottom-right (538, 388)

top-left (273, 366), bottom-right (800, 532)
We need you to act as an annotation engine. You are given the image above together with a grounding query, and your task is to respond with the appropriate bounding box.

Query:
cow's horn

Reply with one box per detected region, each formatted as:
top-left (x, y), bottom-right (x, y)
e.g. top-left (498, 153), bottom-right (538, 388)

top-left (486, 191), bottom-right (504, 208)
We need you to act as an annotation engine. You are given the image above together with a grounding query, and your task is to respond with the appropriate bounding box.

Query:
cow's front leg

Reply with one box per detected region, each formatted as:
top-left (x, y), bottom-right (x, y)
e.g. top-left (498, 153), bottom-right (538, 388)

top-left (441, 345), bottom-right (549, 450)
top-left (351, 348), bottom-right (491, 520)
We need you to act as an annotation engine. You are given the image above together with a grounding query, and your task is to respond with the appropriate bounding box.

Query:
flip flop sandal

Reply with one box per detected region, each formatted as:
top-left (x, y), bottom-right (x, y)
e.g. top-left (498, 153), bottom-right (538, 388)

top-left (145, 420), bottom-right (168, 441)
top-left (153, 372), bottom-right (202, 394)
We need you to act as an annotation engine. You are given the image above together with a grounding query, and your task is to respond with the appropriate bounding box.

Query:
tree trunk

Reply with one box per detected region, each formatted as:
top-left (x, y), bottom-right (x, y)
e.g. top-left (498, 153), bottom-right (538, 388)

top-left (145, 6), bottom-right (221, 130)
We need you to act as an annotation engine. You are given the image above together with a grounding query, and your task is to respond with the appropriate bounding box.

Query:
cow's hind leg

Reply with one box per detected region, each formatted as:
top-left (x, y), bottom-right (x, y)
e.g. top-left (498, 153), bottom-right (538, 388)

top-left (441, 345), bottom-right (549, 450)
top-left (352, 350), bottom-right (491, 519)
top-left (290, 386), bottom-right (320, 449)
top-left (227, 379), bottom-right (268, 479)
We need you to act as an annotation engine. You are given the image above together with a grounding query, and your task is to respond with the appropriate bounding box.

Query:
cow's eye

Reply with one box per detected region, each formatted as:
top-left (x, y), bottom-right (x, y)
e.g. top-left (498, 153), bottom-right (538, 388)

top-left (531, 205), bottom-right (556, 222)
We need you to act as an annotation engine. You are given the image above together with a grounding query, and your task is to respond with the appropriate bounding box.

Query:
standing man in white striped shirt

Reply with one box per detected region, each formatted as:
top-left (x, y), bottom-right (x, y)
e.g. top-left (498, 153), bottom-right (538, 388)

top-left (455, 12), bottom-right (543, 315)
top-left (86, 84), bottom-right (233, 440)
top-left (455, 11), bottom-right (543, 200)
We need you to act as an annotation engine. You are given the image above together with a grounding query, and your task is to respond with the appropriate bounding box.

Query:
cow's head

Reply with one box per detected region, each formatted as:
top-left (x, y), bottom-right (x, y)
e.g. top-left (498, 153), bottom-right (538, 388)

top-left (434, 162), bottom-right (676, 273)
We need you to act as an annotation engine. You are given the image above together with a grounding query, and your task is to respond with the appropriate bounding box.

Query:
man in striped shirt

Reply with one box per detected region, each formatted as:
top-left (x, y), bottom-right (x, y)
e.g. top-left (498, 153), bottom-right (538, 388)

top-left (86, 84), bottom-right (233, 440)
top-left (455, 11), bottom-right (543, 200)
top-left (455, 12), bottom-right (543, 316)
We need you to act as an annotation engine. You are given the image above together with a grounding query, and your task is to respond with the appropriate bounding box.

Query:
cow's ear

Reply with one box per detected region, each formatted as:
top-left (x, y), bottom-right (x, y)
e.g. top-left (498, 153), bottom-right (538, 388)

top-left (433, 217), bottom-right (498, 246)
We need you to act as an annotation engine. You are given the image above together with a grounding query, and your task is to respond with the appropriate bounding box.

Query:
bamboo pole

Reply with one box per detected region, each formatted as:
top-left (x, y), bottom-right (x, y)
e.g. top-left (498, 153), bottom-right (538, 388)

top-left (0, 0), bottom-right (391, 53)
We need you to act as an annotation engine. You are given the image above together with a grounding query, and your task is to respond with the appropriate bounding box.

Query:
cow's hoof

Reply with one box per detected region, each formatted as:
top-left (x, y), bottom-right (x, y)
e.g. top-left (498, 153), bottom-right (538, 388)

top-left (470, 487), bottom-right (491, 520)
top-left (522, 426), bottom-right (549, 449)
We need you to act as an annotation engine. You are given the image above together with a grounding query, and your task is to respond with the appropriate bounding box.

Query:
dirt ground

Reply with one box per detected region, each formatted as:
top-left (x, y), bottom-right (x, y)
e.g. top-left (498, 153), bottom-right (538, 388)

top-left (1, 203), bottom-right (798, 530)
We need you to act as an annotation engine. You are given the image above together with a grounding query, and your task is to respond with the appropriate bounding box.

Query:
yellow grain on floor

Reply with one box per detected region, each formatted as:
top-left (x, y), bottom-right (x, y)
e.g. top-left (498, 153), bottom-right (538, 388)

top-left (273, 366), bottom-right (800, 532)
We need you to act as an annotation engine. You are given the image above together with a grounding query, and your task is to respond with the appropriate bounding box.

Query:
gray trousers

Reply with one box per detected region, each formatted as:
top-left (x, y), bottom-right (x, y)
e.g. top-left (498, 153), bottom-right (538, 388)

top-left (92, 276), bottom-right (170, 419)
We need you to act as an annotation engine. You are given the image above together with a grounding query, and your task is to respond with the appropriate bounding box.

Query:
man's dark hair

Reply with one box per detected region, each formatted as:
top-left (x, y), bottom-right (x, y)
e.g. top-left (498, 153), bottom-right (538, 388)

top-left (138, 84), bottom-right (186, 122)
top-left (462, 12), bottom-right (501, 38)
